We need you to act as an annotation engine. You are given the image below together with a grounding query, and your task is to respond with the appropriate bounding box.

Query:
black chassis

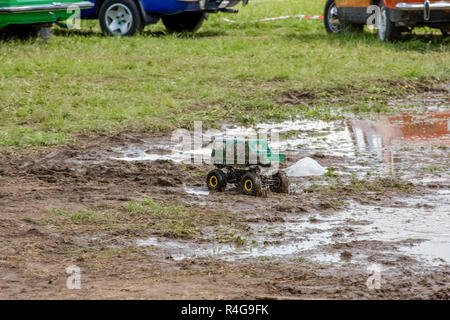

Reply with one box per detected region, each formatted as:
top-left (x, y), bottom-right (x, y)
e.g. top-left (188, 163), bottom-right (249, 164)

top-left (215, 165), bottom-right (281, 191)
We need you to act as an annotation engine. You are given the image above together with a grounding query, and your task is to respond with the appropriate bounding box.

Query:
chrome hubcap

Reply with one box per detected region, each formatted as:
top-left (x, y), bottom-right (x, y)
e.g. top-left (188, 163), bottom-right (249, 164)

top-left (105, 4), bottom-right (133, 35)
top-left (327, 4), bottom-right (340, 33)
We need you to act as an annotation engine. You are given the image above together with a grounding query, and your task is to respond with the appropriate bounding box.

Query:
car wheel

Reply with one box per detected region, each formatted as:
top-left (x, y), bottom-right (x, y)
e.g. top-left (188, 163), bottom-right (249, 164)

top-left (324, 0), bottom-right (363, 34)
top-left (324, 0), bottom-right (342, 33)
top-left (441, 27), bottom-right (450, 36)
top-left (162, 11), bottom-right (204, 33)
top-left (99, 0), bottom-right (143, 36)
top-left (377, 0), bottom-right (401, 41)
top-left (241, 172), bottom-right (262, 197)
top-left (206, 169), bottom-right (227, 192)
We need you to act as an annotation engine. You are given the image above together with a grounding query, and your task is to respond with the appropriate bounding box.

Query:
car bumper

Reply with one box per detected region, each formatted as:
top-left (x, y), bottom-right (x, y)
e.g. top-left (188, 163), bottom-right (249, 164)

top-left (389, 1), bottom-right (450, 23)
top-left (0, 1), bottom-right (94, 14)
top-left (396, 1), bottom-right (450, 11)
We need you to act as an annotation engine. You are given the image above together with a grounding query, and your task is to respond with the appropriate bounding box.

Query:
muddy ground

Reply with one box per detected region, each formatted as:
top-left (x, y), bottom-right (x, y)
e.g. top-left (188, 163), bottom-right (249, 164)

top-left (0, 86), bottom-right (449, 299)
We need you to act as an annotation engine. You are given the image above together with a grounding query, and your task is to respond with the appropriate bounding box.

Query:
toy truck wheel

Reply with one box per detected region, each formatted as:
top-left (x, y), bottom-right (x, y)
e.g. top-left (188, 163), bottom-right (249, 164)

top-left (271, 171), bottom-right (289, 194)
top-left (99, 0), bottom-right (143, 36)
top-left (162, 12), bottom-right (204, 33)
top-left (377, 0), bottom-right (401, 42)
top-left (241, 172), bottom-right (262, 197)
top-left (206, 169), bottom-right (227, 192)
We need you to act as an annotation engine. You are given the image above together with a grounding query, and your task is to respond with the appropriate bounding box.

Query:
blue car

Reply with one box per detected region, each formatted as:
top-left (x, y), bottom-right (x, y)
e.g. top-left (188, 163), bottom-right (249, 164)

top-left (82, 0), bottom-right (246, 36)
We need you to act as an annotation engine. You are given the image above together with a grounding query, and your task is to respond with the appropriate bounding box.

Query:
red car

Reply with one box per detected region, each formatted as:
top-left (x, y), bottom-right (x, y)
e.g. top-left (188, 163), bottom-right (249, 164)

top-left (324, 0), bottom-right (450, 41)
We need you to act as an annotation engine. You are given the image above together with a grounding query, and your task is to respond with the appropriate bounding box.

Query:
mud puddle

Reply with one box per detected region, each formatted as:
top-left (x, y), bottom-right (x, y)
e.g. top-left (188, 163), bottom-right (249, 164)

top-left (324, 189), bottom-right (450, 265)
top-left (136, 233), bottom-right (342, 264)
top-left (137, 189), bottom-right (449, 265)
top-left (183, 185), bottom-right (210, 196)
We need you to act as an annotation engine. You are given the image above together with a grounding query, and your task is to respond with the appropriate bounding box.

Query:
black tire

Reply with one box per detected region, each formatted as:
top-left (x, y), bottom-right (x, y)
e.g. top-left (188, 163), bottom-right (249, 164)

top-left (324, 0), bottom-right (363, 34)
top-left (241, 172), bottom-right (262, 197)
top-left (99, 0), bottom-right (143, 36)
top-left (162, 11), bottom-right (204, 33)
top-left (0, 25), bottom-right (40, 40)
top-left (324, 0), bottom-right (340, 34)
top-left (271, 171), bottom-right (289, 194)
top-left (377, 1), bottom-right (401, 41)
top-left (206, 169), bottom-right (227, 192)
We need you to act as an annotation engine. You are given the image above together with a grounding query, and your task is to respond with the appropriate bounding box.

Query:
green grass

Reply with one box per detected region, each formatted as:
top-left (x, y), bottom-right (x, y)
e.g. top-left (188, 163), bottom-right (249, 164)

top-left (46, 208), bottom-right (102, 223)
top-left (126, 198), bottom-right (248, 239)
top-left (0, 0), bottom-right (449, 147)
top-left (43, 199), bottom-right (247, 240)
top-left (126, 198), bottom-right (201, 238)
top-left (421, 166), bottom-right (444, 173)
top-left (306, 176), bottom-right (414, 194)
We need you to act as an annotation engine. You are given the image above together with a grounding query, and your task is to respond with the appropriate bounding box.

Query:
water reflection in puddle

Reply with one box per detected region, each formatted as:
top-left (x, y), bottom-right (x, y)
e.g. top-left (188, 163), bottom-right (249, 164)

top-left (405, 240), bottom-right (450, 264)
top-left (184, 185), bottom-right (210, 196)
top-left (336, 190), bottom-right (450, 265)
top-left (349, 108), bottom-right (449, 174)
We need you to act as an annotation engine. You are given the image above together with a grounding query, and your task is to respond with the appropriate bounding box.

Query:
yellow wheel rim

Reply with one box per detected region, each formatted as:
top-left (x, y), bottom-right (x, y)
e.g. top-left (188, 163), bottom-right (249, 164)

top-left (209, 176), bottom-right (218, 188)
top-left (244, 179), bottom-right (253, 192)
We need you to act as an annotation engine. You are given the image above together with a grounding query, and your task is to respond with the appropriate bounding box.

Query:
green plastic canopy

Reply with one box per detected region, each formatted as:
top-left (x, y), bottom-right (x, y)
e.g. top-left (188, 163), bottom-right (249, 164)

top-left (211, 138), bottom-right (284, 167)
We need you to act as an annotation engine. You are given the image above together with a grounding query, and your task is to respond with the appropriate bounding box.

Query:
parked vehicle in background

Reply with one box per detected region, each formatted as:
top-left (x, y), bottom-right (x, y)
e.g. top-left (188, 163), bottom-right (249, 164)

top-left (0, 0), bottom-right (93, 37)
top-left (324, 0), bottom-right (450, 41)
top-left (81, 0), bottom-right (246, 36)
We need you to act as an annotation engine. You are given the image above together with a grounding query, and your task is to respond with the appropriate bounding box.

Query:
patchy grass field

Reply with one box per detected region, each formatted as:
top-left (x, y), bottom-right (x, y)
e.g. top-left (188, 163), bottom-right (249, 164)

top-left (0, 0), bottom-right (449, 147)
top-left (42, 198), bottom-right (247, 241)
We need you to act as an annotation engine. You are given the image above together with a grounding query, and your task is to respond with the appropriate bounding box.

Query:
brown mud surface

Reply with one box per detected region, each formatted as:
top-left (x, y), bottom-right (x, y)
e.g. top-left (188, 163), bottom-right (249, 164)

top-left (0, 86), bottom-right (449, 299)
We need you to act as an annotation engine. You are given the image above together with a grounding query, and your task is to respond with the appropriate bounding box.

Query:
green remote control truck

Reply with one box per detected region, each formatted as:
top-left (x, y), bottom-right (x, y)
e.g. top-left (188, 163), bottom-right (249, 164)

top-left (206, 138), bottom-right (289, 196)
